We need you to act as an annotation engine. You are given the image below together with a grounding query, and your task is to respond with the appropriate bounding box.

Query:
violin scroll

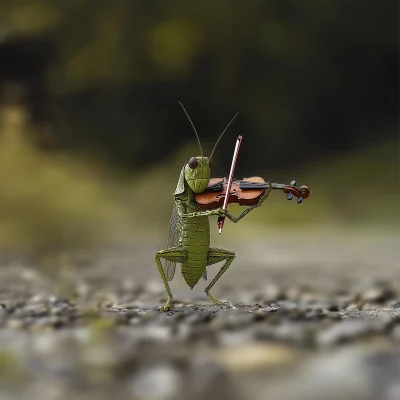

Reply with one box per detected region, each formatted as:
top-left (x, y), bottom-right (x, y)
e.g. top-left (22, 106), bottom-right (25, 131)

top-left (300, 185), bottom-right (311, 198)
top-left (282, 180), bottom-right (311, 204)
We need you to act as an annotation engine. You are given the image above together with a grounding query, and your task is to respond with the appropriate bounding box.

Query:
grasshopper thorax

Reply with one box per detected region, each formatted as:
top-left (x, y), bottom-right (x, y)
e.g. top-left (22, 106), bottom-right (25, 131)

top-left (185, 156), bottom-right (212, 193)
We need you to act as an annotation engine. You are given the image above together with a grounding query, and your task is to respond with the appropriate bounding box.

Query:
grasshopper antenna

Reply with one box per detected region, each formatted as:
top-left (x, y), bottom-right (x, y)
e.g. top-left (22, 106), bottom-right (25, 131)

top-left (209, 112), bottom-right (239, 160)
top-left (178, 101), bottom-right (203, 157)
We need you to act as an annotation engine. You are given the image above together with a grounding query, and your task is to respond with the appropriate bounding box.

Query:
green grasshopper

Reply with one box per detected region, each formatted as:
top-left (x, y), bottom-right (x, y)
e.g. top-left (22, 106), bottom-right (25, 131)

top-left (155, 103), bottom-right (272, 311)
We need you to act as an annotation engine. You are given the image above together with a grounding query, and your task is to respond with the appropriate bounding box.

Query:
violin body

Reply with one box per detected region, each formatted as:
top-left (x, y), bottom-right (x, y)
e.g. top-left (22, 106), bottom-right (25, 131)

top-left (196, 176), bottom-right (310, 210)
top-left (196, 177), bottom-right (265, 210)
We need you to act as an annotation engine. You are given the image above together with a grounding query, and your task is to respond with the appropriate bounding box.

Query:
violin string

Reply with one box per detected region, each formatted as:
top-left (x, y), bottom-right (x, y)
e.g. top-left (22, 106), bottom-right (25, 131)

top-left (207, 179), bottom-right (271, 192)
top-left (209, 112), bottom-right (239, 160)
top-left (178, 101), bottom-right (203, 157)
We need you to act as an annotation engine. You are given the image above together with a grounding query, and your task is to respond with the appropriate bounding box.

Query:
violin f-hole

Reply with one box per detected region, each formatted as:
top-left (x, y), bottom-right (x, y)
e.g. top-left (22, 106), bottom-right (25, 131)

top-left (216, 189), bottom-right (236, 199)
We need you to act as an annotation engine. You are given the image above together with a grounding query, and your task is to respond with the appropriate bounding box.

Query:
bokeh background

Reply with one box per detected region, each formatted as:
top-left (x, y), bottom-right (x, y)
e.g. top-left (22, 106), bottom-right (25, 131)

top-left (0, 0), bottom-right (398, 257)
top-left (0, 2), bottom-right (399, 400)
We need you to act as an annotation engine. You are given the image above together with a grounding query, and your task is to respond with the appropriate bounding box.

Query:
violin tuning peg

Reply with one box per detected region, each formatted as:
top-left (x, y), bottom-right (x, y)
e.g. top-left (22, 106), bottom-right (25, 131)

top-left (290, 180), bottom-right (296, 187)
top-left (287, 192), bottom-right (293, 201)
top-left (297, 196), bottom-right (303, 204)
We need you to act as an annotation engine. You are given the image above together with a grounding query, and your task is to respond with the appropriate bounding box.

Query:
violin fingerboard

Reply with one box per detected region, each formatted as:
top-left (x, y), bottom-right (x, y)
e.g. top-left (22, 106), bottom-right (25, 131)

top-left (206, 181), bottom-right (224, 192)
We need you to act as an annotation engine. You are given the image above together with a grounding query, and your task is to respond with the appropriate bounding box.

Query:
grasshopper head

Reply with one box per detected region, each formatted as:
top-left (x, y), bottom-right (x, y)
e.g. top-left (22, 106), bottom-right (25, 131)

top-left (185, 156), bottom-right (212, 193)
top-left (177, 101), bottom-right (237, 194)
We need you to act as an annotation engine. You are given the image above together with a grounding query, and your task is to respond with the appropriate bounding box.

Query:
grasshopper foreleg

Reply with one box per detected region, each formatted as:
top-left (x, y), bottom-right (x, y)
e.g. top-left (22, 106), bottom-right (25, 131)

top-left (183, 208), bottom-right (224, 219)
top-left (225, 186), bottom-right (272, 223)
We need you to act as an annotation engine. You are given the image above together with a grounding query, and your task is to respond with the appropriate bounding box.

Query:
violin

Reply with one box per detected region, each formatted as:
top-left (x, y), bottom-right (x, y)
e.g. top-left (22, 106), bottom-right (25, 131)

top-left (195, 176), bottom-right (311, 210)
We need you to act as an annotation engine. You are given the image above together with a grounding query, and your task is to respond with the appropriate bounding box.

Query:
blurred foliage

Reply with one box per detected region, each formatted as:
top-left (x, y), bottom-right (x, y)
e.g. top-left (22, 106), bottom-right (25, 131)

top-left (0, 103), bottom-right (396, 255)
top-left (0, 1), bottom-right (397, 253)
top-left (0, 104), bottom-right (128, 252)
top-left (0, 0), bottom-right (398, 171)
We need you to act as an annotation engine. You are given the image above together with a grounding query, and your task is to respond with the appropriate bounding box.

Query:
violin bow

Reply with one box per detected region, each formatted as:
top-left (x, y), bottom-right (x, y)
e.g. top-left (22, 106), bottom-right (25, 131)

top-left (218, 135), bottom-right (243, 234)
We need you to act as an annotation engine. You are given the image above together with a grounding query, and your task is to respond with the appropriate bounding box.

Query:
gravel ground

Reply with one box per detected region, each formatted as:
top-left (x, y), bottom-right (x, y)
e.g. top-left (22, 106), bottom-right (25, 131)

top-left (0, 230), bottom-right (399, 400)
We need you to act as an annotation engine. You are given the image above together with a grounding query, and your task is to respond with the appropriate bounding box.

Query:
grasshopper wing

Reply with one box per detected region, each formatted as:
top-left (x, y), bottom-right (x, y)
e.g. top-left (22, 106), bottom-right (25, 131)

top-left (163, 202), bottom-right (180, 281)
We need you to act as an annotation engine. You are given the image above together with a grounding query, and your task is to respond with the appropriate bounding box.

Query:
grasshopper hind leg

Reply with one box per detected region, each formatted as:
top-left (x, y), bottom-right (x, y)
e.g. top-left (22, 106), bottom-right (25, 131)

top-left (205, 248), bottom-right (235, 306)
top-left (155, 247), bottom-right (187, 311)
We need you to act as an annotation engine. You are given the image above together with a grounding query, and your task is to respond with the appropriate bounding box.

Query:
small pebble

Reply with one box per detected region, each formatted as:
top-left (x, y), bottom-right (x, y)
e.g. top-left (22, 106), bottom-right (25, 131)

top-left (317, 319), bottom-right (385, 347)
top-left (389, 299), bottom-right (400, 308)
top-left (129, 364), bottom-right (183, 400)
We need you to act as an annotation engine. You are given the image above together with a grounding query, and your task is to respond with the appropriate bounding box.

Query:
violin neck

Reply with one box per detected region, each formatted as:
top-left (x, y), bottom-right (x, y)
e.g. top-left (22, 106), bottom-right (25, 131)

top-left (239, 181), bottom-right (287, 190)
top-left (206, 179), bottom-right (290, 192)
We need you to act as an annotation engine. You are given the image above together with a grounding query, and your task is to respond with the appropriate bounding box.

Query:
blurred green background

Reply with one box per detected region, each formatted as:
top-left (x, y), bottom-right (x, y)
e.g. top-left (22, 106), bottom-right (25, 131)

top-left (0, 0), bottom-right (398, 254)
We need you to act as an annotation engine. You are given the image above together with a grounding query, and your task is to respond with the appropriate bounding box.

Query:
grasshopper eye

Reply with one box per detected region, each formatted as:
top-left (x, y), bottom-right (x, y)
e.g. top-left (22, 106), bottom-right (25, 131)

top-left (188, 157), bottom-right (198, 169)
top-left (208, 159), bottom-right (213, 169)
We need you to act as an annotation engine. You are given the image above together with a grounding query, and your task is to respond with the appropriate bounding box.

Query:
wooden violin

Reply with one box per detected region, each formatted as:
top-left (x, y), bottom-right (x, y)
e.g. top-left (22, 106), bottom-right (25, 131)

top-left (195, 176), bottom-right (311, 210)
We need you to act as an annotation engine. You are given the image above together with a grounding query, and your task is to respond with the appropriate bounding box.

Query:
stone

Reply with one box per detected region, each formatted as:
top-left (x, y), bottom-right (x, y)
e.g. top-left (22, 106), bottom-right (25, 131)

top-left (129, 364), bottom-right (183, 400)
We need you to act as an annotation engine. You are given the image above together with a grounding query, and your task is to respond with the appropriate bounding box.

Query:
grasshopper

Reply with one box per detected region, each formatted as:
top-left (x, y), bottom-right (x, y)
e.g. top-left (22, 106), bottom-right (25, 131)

top-left (155, 103), bottom-right (271, 311)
